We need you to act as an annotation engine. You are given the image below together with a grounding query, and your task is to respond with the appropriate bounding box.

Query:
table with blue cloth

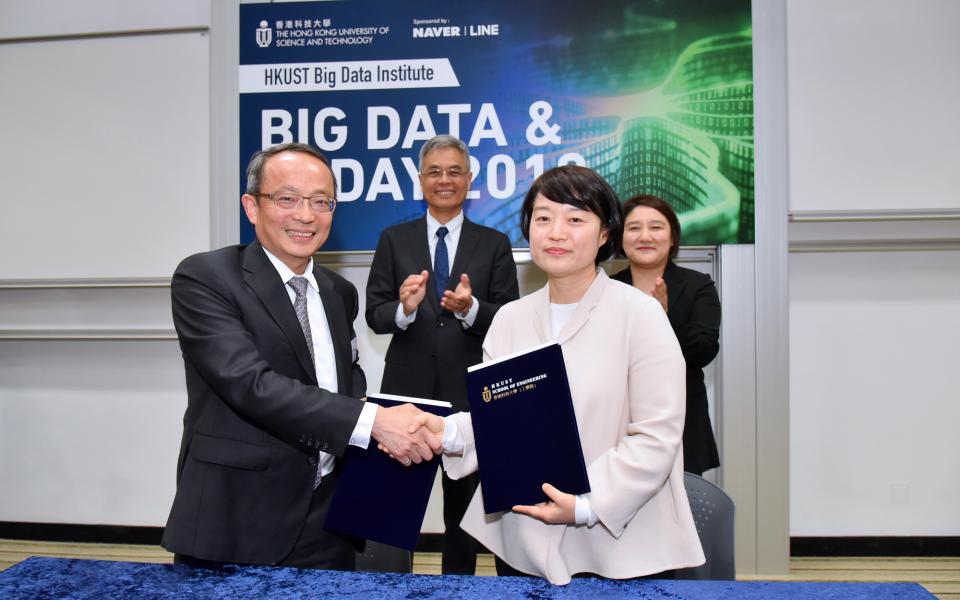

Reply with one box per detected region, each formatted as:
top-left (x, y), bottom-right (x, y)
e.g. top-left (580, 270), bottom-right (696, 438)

top-left (0, 556), bottom-right (935, 599)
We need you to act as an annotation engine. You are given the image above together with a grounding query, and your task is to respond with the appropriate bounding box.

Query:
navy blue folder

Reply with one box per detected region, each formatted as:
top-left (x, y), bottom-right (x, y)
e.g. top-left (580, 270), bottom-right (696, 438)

top-left (324, 394), bottom-right (452, 551)
top-left (465, 342), bottom-right (590, 514)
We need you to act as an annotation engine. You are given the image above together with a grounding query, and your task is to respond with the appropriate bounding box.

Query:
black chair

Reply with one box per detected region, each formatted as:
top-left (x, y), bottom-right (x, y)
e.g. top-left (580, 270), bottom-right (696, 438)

top-left (676, 472), bottom-right (736, 580)
top-left (355, 542), bottom-right (412, 573)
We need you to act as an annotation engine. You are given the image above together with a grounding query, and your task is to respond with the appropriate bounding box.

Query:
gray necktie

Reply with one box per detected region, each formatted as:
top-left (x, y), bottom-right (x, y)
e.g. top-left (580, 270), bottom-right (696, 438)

top-left (288, 275), bottom-right (323, 488)
top-left (287, 276), bottom-right (315, 367)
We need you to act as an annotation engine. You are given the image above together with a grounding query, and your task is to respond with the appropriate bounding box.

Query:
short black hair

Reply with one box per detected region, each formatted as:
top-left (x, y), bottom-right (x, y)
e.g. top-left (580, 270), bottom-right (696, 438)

top-left (520, 165), bottom-right (622, 264)
top-left (245, 142), bottom-right (337, 197)
top-left (621, 195), bottom-right (682, 260)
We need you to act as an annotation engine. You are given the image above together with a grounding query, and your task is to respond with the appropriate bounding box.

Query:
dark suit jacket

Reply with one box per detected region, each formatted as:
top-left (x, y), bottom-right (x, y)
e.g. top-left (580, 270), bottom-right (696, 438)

top-left (611, 261), bottom-right (721, 474)
top-left (161, 240), bottom-right (367, 565)
top-left (366, 216), bottom-right (519, 410)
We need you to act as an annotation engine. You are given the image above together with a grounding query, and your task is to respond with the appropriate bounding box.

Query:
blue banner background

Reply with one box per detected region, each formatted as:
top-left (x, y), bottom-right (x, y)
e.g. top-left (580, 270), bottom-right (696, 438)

top-left (239, 0), bottom-right (753, 251)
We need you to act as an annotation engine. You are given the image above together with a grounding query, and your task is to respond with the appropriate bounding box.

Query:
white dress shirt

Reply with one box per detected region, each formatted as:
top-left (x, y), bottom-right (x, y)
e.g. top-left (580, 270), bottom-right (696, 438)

top-left (262, 247), bottom-right (377, 479)
top-left (394, 210), bottom-right (480, 329)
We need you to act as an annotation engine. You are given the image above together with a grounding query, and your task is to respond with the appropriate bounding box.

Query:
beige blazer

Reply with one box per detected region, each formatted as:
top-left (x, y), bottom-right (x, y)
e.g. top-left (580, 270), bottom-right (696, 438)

top-left (444, 270), bottom-right (705, 584)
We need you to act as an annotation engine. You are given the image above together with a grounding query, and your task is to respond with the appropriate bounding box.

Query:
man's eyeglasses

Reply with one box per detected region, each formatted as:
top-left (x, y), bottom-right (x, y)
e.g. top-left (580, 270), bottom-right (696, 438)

top-left (258, 192), bottom-right (337, 214)
top-left (421, 167), bottom-right (468, 181)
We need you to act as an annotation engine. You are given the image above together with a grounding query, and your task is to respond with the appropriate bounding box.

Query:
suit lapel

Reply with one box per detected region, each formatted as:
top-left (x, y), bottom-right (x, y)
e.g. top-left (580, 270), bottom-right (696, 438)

top-left (448, 218), bottom-right (479, 293)
top-left (555, 270), bottom-right (608, 344)
top-left (531, 271), bottom-right (608, 345)
top-left (313, 266), bottom-right (351, 395)
top-left (663, 261), bottom-right (686, 313)
top-left (242, 241), bottom-right (317, 384)
top-left (533, 285), bottom-right (551, 344)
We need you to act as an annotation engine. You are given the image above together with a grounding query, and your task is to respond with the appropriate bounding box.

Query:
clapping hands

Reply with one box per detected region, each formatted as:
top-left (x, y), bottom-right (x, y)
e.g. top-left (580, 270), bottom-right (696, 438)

top-left (399, 270), bottom-right (429, 316)
top-left (440, 274), bottom-right (473, 314)
top-left (652, 277), bottom-right (668, 313)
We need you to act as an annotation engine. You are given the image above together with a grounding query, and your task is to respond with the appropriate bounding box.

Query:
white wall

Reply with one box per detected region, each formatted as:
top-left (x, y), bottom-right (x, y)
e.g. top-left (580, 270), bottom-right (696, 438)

top-left (0, 0), bottom-right (211, 526)
top-left (0, 340), bottom-right (185, 525)
top-left (0, 0), bottom-right (209, 39)
top-left (787, 0), bottom-right (960, 214)
top-left (789, 249), bottom-right (960, 535)
top-left (786, 0), bottom-right (960, 535)
top-left (0, 31), bottom-right (210, 279)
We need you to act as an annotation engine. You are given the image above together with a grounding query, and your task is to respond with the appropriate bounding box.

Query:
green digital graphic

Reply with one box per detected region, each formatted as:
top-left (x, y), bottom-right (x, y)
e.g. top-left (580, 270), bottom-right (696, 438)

top-left (471, 7), bottom-right (755, 246)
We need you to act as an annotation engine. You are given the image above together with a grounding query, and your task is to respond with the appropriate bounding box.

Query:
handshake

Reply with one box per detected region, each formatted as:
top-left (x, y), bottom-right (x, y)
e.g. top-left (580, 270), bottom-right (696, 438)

top-left (370, 403), bottom-right (446, 467)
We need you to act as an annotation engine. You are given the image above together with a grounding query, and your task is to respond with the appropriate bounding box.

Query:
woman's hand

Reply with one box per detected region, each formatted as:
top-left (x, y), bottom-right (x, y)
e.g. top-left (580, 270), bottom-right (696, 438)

top-left (408, 411), bottom-right (445, 438)
top-left (511, 483), bottom-right (576, 524)
top-left (652, 277), bottom-right (668, 313)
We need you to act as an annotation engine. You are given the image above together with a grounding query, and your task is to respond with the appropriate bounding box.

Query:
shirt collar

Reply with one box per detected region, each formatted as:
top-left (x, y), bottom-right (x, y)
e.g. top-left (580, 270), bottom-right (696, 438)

top-left (425, 210), bottom-right (464, 240)
top-left (261, 246), bottom-right (319, 293)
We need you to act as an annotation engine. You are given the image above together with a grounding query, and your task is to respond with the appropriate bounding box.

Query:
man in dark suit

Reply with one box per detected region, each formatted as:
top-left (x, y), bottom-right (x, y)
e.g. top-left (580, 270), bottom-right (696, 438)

top-left (366, 135), bottom-right (519, 574)
top-left (162, 143), bottom-right (438, 570)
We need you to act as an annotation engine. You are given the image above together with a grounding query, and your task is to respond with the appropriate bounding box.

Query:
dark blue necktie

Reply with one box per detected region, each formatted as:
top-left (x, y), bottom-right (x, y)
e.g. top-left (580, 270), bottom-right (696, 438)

top-left (434, 226), bottom-right (449, 301)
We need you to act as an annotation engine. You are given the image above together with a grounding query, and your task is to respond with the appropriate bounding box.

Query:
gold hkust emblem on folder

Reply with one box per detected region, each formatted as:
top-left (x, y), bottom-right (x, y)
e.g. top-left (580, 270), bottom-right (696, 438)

top-left (482, 386), bottom-right (492, 403)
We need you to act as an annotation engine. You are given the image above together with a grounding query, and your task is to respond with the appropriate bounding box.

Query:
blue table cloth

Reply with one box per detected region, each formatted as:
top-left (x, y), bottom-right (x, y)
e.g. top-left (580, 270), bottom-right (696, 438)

top-left (0, 556), bottom-right (935, 599)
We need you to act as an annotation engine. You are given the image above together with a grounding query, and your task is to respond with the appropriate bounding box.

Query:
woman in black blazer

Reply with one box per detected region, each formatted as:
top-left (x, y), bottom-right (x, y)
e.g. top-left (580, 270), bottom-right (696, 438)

top-left (611, 195), bottom-right (721, 475)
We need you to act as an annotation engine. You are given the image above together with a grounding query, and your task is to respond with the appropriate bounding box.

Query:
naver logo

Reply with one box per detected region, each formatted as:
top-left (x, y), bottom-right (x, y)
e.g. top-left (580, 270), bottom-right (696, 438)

top-left (256, 20), bottom-right (272, 48)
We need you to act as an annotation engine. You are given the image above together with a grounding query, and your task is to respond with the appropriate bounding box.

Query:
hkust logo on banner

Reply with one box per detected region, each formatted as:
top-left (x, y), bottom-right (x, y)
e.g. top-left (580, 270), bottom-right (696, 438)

top-left (256, 20), bottom-right (272, 48)
top-left (257, 21), bottom-right (273, 48)
top-left (252, 15), bottom-right (385, 50)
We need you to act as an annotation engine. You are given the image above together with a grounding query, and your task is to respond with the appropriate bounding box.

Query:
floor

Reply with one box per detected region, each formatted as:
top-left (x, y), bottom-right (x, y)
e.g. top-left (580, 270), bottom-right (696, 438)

top-left (0, 540), bottom-right (956, 598)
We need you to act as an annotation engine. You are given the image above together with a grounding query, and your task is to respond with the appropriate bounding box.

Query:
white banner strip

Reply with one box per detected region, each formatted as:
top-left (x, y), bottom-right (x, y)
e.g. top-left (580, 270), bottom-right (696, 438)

top-left (239, 58), bottom-right (460, 93)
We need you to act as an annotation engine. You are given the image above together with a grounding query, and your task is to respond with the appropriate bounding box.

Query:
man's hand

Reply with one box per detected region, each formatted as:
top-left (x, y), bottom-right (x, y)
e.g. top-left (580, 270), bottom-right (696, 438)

top-left (378, 411), bottom-right (445, 459)
top-left (440, 273), bottom-right (473, 314)
top-left (371, 403), bottom-right (439, 466)
top-left (400, 270), bottom-right (429, 316)
top-left (511, 483), bottom-right (576, 524)
top-left (652, 277), bottom-right (668, 313)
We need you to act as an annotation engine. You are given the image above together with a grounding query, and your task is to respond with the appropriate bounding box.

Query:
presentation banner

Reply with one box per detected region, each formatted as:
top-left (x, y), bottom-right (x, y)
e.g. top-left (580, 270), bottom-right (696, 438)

top-left (239, 1), bottom-right (754, 251)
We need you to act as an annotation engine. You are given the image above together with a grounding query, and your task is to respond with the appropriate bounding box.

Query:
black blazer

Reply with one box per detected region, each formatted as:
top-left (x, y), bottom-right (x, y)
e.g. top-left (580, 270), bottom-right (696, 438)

top-left (611, 261), bottom-right (721, 474)
top-left (366, 216), bottom-right (519, 410)
top-left (161, 240), bottom-right (366, 565)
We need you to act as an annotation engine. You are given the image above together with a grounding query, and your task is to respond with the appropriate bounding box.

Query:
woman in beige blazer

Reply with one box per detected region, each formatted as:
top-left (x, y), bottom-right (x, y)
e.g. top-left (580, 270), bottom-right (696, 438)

top-left (412, 166), bottom-right (704, 584)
